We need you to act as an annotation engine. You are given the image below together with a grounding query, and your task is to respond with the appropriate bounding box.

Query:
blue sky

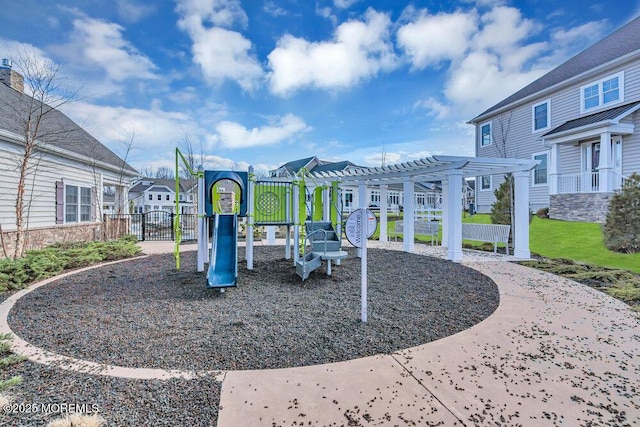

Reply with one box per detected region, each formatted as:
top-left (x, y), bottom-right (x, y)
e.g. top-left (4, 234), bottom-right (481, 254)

top-left (1, 0), bottom-right (639, 175)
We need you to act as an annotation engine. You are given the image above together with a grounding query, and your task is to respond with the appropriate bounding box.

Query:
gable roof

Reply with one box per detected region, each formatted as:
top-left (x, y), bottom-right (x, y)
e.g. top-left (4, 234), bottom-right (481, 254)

top-left (543, 100), bottom-right (640, 137)
top-left (0, 82), bottom-right (138, 176)
top-left (312, 160), bottom-right (357, 173)
top-left (280, 156), bottom-right (317, 175)
top-left (471, 16), bottom-right (640, 123)
top-left (129, 178), bottom-right (195, 194)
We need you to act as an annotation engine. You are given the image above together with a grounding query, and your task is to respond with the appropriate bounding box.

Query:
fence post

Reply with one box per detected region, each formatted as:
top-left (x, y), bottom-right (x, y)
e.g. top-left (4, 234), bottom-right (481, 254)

top-left (171, 213), bottom-right (175, 241)
top-left (141, 213), bottom-right (146, 242)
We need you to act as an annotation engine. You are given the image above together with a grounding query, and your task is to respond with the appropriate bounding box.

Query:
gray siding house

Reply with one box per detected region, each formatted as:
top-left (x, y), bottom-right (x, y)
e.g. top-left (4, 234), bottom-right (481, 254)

top-left (470, 16), bottom-right (640, 222)
top-left (0, 60), bottom-right (138, 253)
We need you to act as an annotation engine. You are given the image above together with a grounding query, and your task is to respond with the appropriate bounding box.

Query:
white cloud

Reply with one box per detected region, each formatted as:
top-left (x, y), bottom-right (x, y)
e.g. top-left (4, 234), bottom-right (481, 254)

top-left (444, 50), bottom-right (546, 117)
top-left (263, 1), bottom-right (288, 17)
top-left (267, 9), bottom-right (397, 96)
top-left (363, 151), bottom-right (401, 166)
top-left (71, 17), bottom-right (158, 81)
top-left (175, 0), bottom-right (248, 29)
top-left (473, 6), bottom-right (537, 54)
top-left (334, 0), bottom-right (360, 9)
top-left (404, 6), bottom-right (606, 120)
top-left (176, 0), bottom-right (262, 91)
top-left (397, 11), bottom-right (477, 69)
top-left (214, 114), bottom-right (312, 149)
top-left (61, 102), bottom-right (195, 154)
top-left (116, 0), bottom-right (156, 23)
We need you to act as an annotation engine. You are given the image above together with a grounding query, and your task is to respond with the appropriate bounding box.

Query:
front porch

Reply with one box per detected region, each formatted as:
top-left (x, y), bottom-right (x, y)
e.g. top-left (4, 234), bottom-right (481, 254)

top-left (542, 101), bottom-right (639, 222)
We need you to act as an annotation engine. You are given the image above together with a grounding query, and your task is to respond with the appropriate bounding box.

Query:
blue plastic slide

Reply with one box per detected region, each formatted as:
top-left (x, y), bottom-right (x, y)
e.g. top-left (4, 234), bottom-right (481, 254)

top-left (207, 214), bottom-right (238, 288)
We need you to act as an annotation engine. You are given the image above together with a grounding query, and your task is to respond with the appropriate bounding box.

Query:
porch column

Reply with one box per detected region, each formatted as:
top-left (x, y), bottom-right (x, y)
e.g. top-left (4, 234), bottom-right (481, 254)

top-left (599, 132), bottom-right (612, 192)
top-left (441, 179), bottom-right (449, 247)
top-left (379, 184), bottom-right (388, 242)
top-left (549, 143), bottom-right (559, 195)
top-left (446, 170), bottom-right (463, 262)
top-left (403, 177), bottom-right (415, 253)
top-left (513, 170), bottom-right (531, 259)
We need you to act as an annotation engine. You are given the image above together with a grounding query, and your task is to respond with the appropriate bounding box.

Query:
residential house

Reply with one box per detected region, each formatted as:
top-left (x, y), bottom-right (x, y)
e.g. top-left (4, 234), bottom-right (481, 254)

top-left (128, 178), bottom-right (197, 215)
top-left (0, 60), bottom-right (138, 254)
top-left (469, 17), bottom-right (640, 222)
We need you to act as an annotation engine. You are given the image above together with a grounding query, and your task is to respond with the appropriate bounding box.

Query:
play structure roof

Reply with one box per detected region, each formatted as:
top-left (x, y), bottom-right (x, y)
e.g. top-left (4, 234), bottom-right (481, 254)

top-left (309, 155), bottom-right (538, 184)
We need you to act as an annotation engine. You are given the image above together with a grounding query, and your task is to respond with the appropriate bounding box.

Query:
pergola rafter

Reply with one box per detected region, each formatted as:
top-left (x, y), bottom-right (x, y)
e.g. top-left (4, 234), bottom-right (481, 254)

top-left (309, 155), bottom-right (538, 261)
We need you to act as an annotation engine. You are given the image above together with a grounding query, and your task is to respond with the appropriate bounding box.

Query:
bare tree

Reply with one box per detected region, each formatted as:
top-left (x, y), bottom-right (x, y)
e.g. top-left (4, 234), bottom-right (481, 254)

top-left (2, 50), bottom-right (80, 258)
top-left (138, 166), bottom-right (157, 178)
top-left (491, 112), bottom-right (517, 249)
top-left (155, 167), bottom-right (174, 179)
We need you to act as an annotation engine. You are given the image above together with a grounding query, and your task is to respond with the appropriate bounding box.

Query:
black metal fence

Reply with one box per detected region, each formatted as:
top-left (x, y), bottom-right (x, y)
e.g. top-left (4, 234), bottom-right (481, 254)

top-left (103, 211), bottom-right (197, 241)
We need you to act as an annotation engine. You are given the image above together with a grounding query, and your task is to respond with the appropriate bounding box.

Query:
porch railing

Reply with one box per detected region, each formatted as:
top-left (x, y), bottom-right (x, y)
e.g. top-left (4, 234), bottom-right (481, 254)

top-left (551, 171), bottom-right (627, 194)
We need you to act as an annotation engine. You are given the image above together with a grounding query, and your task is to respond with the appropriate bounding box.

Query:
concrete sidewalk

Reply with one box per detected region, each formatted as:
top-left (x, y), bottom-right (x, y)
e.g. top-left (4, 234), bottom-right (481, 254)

top-left (205, 241), bottom-right (640, 426)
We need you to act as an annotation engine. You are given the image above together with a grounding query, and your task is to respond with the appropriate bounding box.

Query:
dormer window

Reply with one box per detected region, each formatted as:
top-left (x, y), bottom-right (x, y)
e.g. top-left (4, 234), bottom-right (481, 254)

top-left (580, 72), bottom-right (623, 113)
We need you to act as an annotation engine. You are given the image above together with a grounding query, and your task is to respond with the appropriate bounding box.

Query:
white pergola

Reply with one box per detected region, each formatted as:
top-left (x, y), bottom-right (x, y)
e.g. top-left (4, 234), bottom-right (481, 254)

top-left (311, 155), bottom-right (539, 261)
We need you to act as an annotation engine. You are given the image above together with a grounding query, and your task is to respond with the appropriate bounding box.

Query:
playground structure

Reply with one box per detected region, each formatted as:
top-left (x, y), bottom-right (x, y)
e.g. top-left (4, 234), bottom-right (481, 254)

top-left (174, 151), bottom-right (540, 297)
top-left (173, 149), bottom-right (349, 289)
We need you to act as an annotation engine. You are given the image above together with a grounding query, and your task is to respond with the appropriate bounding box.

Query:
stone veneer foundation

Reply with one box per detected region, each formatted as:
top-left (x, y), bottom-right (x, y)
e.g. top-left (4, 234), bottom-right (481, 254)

top-left (1, 223), bottom-right (103, 256)
top-left (549, 193), bottom-right (612, 223)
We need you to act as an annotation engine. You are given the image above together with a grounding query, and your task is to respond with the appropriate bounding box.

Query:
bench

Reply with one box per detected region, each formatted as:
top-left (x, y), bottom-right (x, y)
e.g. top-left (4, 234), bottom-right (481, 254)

top-left (392, 220), bottom-right (440, 245)
top-left (461, 223), bottom-right (510, 255)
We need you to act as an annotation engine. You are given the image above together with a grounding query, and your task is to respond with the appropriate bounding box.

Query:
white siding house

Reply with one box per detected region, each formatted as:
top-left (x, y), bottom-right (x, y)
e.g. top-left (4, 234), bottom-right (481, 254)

top-left (0, 61), bottom-right (138, 254)
top-left (128, 178), bottom-right (196, 214)
top-left (469, 17), bottom-right (640, 222)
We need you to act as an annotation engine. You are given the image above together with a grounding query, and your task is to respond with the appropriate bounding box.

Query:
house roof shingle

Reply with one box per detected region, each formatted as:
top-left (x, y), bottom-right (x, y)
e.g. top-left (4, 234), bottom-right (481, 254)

top-left (543, 100), bottom-right (640, 137)
top-left (0, 82), bottom-right (138, 176)
top-left (129, 178), bottom-right (196, 194)
top-left (471, 16), bottom-right (640, 122)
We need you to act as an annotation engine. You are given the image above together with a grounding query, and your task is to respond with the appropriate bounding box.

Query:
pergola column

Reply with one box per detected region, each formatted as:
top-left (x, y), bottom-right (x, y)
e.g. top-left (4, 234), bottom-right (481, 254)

top-left (513, 170), bottom-right (531, 259)
top-left (441, 179), bottom-right (449, 247)
top-left (446, 169), bottom-right (463, 262)
top-left (403, 177), bottom-right (415, 252)
top-left (379, 184), bottom-right (388, 242)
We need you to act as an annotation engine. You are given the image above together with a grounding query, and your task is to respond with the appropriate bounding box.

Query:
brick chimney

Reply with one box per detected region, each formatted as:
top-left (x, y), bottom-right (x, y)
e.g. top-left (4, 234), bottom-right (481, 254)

top-left (0, 59), bottom-right (24, 93)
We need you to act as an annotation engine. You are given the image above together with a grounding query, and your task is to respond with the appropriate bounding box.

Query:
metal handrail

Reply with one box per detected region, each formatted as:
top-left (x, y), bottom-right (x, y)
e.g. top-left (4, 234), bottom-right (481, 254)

top-left (300, 228), bottom-right (328, 266)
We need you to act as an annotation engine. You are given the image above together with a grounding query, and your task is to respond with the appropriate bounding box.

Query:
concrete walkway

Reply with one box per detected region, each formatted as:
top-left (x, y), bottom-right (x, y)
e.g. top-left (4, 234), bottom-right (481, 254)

top-left (2, 240), bottom-right (639, 426)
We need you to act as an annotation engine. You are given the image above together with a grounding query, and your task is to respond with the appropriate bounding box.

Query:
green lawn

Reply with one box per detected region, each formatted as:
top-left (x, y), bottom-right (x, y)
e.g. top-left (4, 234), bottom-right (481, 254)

top-left (372, 213), bottom-right (640, 273)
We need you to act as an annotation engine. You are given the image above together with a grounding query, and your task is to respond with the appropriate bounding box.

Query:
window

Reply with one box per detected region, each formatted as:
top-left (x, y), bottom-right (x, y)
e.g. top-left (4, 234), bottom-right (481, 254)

top-left (157, 194), bottom-right (161, 200)
top-left (179, 194), bottom-right (184, 201)
top-left (480, 123), bottom-right (491, 146)
top-left (80, 188), bottom-right (91, 221)
top-left (480, 175), bottom-right (492, 191)
top-left (166, 194), bottom-right (170, 201)
top-left (388, 192), bottom-right (400, 206)
top-left (148, 194), bottom-right (152, 200)
top-left (581, 72), bottom-right (623, 112)
top-left (532, 152), bottom-right (548, 185)
top-left (370, 190), bottom-right (380, 205)
top-left (532, 100), bottom-right (550, 131)
top-left (65, 186), bottom-right (78, 222)
top-left (64, 184), bottom-right (92, 223)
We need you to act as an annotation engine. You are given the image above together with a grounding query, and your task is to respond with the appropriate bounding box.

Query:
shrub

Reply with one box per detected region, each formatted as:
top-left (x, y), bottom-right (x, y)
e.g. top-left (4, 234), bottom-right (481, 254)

top-left (490, 174), bottom-right (513, 225)
top-left (603, 173), bottom-right (640, 253)
top-left (536, 207), bottom-right (549, 218)
top-left (0, 236), bottom-right (141, 293)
